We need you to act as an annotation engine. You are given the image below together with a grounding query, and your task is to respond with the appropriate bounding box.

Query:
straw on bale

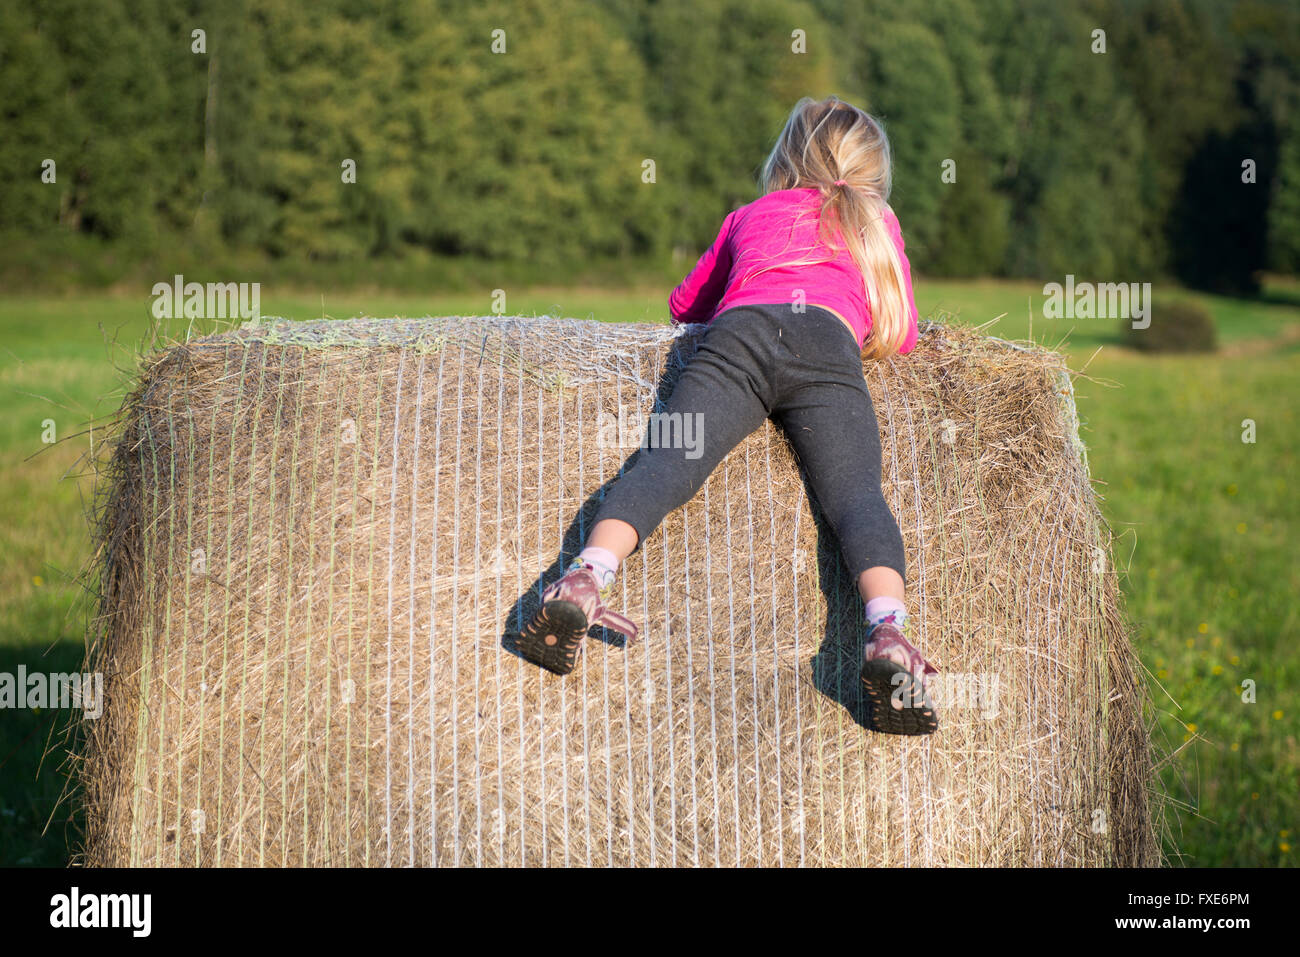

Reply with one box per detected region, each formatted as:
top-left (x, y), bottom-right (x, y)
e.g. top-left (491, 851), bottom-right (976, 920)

top-left (81, 315), bottom-right (1159, 867)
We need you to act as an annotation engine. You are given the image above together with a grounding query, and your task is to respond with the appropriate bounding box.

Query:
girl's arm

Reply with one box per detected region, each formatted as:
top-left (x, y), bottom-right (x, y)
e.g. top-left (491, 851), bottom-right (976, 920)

top-left (669, 210), bottom-right (737, 324)
top-left (884, 206), bottom-right (920, 355)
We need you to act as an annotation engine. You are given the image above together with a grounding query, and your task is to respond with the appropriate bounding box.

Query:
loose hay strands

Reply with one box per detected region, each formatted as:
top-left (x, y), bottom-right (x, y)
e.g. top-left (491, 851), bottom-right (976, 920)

top-left (79, 316), bottom-right (1161, 867)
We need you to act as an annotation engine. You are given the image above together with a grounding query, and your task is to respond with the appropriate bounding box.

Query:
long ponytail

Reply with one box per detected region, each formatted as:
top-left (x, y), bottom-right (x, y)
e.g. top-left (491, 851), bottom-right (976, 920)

top-left (760, 96), bottom-right (911, 360)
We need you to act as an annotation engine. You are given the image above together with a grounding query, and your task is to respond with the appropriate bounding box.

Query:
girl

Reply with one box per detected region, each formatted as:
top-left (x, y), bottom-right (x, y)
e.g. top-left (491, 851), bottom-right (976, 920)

top-left (516, 96), bottom-right (940, 735)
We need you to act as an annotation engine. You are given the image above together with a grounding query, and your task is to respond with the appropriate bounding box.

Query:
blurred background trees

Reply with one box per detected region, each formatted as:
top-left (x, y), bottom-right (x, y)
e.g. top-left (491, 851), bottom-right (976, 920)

top-left (1, 0), bottom-right (1296, 291)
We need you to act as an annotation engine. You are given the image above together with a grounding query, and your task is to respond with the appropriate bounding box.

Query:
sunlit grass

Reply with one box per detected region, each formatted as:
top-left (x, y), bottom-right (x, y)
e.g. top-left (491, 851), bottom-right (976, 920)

top-left (1, 278), bottom-right (1295, 865)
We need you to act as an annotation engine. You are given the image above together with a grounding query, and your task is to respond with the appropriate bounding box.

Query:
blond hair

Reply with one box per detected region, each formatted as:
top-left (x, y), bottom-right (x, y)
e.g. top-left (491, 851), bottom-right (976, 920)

top-left (758, 96), bottom-right (910, 359)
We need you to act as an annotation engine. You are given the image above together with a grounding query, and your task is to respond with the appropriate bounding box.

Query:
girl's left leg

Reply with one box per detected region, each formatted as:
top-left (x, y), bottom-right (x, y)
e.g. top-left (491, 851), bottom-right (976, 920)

top-left (585, 518), bottom-right (638, 560)
top-left (518, 312), bottom-right (777, 674)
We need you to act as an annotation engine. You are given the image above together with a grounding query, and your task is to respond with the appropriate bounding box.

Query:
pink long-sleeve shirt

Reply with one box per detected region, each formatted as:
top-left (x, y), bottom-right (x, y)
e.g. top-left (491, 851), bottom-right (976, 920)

top-left (668, 187), bottom-right (919, 355)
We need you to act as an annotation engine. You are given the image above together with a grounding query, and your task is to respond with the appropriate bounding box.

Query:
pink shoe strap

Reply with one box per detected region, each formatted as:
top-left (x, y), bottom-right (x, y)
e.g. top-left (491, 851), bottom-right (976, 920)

top-left (866, 628), bottom-right (939, 677)
top-left (593, 607), bottom-right (639, 644)
top-left (545, 563), bottom-right (640, 643)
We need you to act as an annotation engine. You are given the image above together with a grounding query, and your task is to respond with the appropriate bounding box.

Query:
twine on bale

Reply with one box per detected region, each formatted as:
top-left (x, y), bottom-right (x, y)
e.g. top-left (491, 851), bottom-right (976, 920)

top-left (79, 315), bottom-right (1162, 867)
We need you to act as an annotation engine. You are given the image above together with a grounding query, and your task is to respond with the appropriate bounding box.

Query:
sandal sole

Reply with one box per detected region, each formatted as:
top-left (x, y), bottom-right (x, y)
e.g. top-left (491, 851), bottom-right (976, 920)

top-left (861, 658), bottom-right (940, 736)
top-left (518, 600), bottom-right (590, 675)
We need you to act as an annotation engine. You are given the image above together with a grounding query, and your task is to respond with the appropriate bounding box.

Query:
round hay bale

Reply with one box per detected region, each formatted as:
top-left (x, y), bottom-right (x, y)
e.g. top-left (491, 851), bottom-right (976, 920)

top-left (80, 315), bottom-right (1159, 866)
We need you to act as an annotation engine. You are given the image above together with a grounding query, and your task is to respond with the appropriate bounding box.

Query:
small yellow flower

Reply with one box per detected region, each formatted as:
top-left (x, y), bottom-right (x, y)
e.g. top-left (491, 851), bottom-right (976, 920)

top-left (1186, 638), bottom-right (1196, 648)
top-left (1227, 483), bottom-right (1238, 495)
top-left (1212, 664), bottom-right (1224, 675)
top-left (1230, 742), bottom-right (1239, 752)
top-left (1230, 655), bottom-right (1240, 665)
top-left (1157, 669), bottom-right (1169, 679)
top-left (1198, 622), bottom-right (1209, 634)
top-left (1273, 710), bottom-right (1284, 720)
top-left (1182, 733), bottom-right (1191, 742)
top-left (1282, 843), bottom-right (1292, 854)
top-left (32, 575), bottom-right (43, 587)
top-left (1186, 723), bottom-right (1198, 733)
top-left (1252, 793), bottom-right (1260, 800)
top-left (1236, 522), bottom-right (1247, 534)
top-left (1147, 568), bottom-right (1158, 579)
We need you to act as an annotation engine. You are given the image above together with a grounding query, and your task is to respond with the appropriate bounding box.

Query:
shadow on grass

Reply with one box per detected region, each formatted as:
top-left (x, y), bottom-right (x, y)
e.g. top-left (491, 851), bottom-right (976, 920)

top-left (1257, 285), bottom-right (1300, 309)
top-left (0, 640), bottom-right (84, 866)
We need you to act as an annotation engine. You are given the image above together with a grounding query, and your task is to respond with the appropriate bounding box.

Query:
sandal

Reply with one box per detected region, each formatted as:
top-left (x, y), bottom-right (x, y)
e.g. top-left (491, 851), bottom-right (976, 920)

top-left (860, 620), bottom-right (940, 735)
top-left (517, 559), bottom-right (639, 675)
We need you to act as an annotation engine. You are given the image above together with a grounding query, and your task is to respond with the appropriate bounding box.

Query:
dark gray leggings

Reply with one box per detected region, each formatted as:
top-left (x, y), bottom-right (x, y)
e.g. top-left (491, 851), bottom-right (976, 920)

top-left (593, 303), bottom-right (906, 582)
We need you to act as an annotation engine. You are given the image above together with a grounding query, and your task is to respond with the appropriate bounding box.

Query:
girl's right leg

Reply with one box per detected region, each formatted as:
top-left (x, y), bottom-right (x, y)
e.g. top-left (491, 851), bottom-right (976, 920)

top-left (769, 305), bottom-right (938, 733)
top-left (777, 376), bottom-right (938, 733)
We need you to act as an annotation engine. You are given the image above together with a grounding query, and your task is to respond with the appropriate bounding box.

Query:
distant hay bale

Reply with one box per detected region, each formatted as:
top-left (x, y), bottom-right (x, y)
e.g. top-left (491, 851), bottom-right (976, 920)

top-left (80, 315), bottom-right (1159, 867)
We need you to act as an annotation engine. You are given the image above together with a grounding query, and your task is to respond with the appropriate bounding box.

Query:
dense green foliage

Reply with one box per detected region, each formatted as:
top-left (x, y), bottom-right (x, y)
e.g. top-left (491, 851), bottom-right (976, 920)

top-left (1, 0), bottom-right (1297, 289)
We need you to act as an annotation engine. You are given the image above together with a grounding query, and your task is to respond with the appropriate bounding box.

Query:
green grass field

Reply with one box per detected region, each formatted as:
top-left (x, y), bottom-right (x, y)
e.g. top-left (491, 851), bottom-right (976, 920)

top-left (1, 278), bottom-right (1296, 866)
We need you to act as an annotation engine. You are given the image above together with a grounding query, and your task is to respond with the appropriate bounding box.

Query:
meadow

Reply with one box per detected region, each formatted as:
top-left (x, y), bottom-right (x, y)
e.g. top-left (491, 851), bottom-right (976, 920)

top-left (0, 278), bottom-right (1295, 866)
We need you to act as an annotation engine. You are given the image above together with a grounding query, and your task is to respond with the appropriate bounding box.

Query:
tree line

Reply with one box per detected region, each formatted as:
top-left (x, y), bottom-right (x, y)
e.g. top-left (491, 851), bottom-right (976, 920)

top-left (2, 0), bottom-right (1296, 292)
